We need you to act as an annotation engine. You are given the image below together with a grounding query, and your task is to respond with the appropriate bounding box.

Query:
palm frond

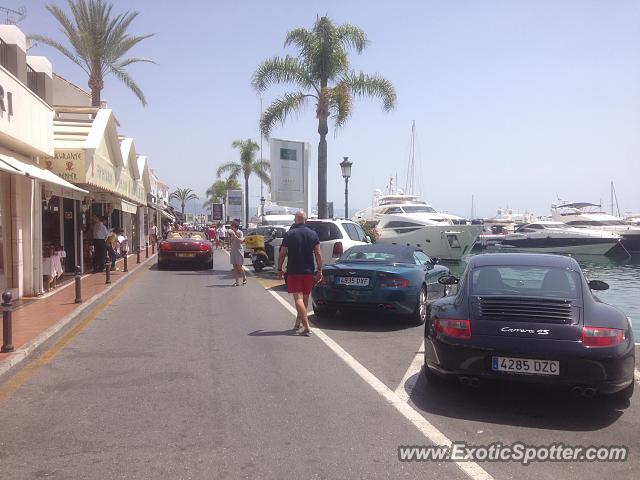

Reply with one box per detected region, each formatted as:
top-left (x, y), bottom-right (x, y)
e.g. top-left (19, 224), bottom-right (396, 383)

top-left (114, 57), bottom-right (156, 68)
top-left (252, 160), bottom-right (271, 186)
top-left (327, 83), bottom-right (353, 128)
top-left (216, 162), bottom-right (242, 180)
top-left (260, 91), bottom-right (310, 138)
top-left (28, 34), bottom-right (89, 74)
top-left (335, 24), bottom-right (369, 53)
top-left (109, 66), bottom-right (147, 106)
top-left (342, 72), bottom-right (397, 111)
top-left (252, 55), bottom-right (318, 94)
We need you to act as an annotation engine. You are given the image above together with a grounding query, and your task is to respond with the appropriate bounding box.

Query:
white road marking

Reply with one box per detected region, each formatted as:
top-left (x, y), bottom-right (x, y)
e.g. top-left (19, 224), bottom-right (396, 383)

top-left (268, 290), bottom-right (494, 480)
top-left (394, 340), bottom-right (425, 403)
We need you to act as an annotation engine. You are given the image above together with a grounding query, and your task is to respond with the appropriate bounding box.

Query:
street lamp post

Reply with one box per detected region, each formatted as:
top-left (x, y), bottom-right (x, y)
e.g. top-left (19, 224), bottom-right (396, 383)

top-left (340, 156), bottom-right (352, 219)
top-left (260, 196), bottom-right (266, 225)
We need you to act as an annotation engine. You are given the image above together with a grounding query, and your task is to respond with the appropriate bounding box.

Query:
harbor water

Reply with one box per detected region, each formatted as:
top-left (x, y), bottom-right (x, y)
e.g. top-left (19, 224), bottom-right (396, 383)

top-left (451, 253), bottom-right (640, 339)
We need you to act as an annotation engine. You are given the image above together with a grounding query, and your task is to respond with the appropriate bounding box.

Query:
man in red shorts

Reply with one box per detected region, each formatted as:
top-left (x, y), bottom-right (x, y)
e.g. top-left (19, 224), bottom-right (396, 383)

top-left (277, 210), bottom-right (323, 336)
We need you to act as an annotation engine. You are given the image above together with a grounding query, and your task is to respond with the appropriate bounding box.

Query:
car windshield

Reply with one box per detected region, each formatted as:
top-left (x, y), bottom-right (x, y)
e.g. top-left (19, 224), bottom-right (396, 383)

top-left (306, 222), bottom-right (343, 241)
top-left (167, 231), bottom-right (206, 240)
top-left (470, 265), bottom-right (581, 298)
top-left (338, 246), bottom-right (413, 263)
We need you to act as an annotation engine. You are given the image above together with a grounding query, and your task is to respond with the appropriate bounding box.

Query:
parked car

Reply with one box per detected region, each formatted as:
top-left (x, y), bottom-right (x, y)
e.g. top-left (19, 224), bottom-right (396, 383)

top-left (312, 244), bottom-right (449, 324)
top-left (277, 219), bottom-right (370, 270)
top-left (424, 253), bottom-right (635, 399)
top-left (157, 230), bottom-right (213, 270)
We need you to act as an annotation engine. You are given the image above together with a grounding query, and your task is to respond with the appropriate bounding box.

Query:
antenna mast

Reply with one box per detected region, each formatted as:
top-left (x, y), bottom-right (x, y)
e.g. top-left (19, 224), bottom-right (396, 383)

top-left (0, 5), bottom-right (26, 24)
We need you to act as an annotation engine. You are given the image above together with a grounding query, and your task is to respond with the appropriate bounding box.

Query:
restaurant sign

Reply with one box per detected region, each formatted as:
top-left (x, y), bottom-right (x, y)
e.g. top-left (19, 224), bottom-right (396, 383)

top-left (43, 149), bottom-right (86, 183)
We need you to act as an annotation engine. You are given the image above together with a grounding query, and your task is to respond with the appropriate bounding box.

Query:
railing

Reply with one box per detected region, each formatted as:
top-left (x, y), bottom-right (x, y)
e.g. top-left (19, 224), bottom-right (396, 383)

top-left (27, 64), bottom-right (38, 92)
top-left (0, 38), bottom-right (8, 69)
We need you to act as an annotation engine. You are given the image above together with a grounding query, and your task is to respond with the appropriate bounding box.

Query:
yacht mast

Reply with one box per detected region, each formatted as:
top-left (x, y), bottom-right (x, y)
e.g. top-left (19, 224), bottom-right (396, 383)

top-left (404, 120), bottom-right (416, 195)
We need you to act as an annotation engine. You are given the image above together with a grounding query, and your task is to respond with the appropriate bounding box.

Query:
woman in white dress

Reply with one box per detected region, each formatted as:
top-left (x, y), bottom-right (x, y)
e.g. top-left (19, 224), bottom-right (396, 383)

top-left (228, 220), bottom-right (246, 286)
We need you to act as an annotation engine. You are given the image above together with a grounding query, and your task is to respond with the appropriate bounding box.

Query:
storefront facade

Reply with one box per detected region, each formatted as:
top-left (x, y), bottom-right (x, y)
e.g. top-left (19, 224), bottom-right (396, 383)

top-left (45, 107), bottom-right (147, 271)
top-left (0, 25), bottom-right (87, 297)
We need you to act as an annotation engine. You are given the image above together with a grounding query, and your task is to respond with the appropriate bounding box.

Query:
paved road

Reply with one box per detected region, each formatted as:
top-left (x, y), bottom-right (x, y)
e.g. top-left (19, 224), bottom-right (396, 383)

top-left (0, 249), bottom-right (638, 479)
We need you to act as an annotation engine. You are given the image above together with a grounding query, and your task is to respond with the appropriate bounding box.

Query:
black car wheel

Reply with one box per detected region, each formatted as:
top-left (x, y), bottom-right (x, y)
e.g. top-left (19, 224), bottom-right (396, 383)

top-left (206, 259), bottom-right (214, 270)
top-left (157, 261), bottom-right (167, 270)
top-left (410, 286), bottom-right (428, 325)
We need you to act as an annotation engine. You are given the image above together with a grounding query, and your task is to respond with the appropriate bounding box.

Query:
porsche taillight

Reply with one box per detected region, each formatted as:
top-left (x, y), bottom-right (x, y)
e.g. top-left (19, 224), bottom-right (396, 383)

top-left (582, 326), bottom-right (624, 348)
top-left (435, 318), bottom-right (471, 339)
top-left (160, 242), bottom-right (171, 252)
top-left (199, 242), bottom-right (211, 252)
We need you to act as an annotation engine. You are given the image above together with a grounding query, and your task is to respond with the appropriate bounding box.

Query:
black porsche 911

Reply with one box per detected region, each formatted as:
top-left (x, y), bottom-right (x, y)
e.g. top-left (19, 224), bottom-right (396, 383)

top-left (424, 253), bottom-right (635, 399)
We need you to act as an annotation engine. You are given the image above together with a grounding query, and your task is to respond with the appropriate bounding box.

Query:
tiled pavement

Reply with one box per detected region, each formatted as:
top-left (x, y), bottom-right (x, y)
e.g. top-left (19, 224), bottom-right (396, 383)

top-left (0, 252), bottom-right (156, 363)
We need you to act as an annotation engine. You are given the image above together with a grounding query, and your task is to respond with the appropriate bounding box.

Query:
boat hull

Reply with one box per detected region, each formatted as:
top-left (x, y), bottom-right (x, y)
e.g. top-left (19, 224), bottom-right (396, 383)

top-left (376, 225), bottom-right (481, 260)
top-left (500, 237), bottom-right (619, 255)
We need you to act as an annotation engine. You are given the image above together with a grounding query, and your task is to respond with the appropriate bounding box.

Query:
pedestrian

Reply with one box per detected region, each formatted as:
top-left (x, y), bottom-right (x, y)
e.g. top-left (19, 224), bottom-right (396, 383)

top-left (217, 222), bottom-right (227, 250)
top-left (150, 223), bottom-right (158, 245)
top-left (92, 215), bottom-right (108, 272)
top-left (277, 210), bottom-right (323, 336)
top-left (206, 223), bottom-right (217, 243)
top-left (106, 228), bottom-right (118, 270)
top-left (228, 219), bottom-right (246, 286)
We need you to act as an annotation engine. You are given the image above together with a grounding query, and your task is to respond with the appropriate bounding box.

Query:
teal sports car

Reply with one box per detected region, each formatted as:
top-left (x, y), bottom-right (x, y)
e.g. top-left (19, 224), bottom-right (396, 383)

top-left (312, 244), bottom-right (450, 324)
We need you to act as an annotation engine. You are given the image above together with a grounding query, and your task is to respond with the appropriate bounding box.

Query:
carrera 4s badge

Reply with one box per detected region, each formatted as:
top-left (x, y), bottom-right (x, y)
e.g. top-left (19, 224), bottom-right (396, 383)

top-left (501, 327), bottom-right (550, 335)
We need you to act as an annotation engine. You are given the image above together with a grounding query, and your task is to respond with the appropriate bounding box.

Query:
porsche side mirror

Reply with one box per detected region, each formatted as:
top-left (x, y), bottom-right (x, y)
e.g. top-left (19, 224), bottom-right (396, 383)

top-left (438, 275), bottom-right (459, 285)
top-left (588, 280), bottom-right (609, 291)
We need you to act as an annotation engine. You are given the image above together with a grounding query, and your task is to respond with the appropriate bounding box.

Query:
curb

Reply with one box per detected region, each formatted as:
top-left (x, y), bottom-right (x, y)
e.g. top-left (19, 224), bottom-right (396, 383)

top-left (0, 253), bottom-right (157, 378)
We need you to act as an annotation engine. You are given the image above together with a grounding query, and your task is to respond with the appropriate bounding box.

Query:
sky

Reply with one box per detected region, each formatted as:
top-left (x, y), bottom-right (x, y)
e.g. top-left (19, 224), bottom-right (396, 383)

top-left (10, 0), bottom-right (640, 218)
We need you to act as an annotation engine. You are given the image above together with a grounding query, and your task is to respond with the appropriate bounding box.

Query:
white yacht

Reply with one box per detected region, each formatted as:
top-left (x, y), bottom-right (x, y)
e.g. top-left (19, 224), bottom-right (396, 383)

top-left (552, 202), bottom-right (640, 253)
top-left (352, 191), bottom-right (469, 225)
top-left (501, 221), bottom-right (621, 255)
top-left (251, 203), bottom-right (295, 226)
top-left (374, 213), bottom-right (482, 260)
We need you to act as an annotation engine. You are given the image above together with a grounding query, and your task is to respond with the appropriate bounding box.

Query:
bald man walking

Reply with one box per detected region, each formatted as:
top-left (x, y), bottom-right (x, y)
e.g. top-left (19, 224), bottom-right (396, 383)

top-left (277, 211), bottom-right (323, 336)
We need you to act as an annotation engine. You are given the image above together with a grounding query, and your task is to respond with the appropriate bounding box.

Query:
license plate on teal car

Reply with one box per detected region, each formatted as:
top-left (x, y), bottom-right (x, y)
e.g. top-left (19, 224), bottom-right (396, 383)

top-left (337, 277), bottom-right (369, 286)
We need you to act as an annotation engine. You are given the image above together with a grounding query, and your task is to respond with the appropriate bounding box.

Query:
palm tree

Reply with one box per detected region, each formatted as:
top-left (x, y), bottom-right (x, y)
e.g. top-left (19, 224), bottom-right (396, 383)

top-left (216, 139), bottom-right (270, 225)
top-left (169, 188), bottom-right (199, 216)
top-left (204, 177), bottom-right (241, 206)
top-left (30, 0), bottom-right (154, 107)
top-left (252, 16), bottom-right (396, 218)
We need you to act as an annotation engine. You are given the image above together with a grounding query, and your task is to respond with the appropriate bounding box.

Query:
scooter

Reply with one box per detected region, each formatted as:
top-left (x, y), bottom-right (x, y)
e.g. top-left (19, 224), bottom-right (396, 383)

top-left (245, 234), bottom-right (276, 272)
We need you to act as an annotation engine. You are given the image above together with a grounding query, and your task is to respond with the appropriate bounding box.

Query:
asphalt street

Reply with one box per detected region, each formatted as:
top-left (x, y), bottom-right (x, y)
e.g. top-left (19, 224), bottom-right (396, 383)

top-left (0, 249), bottom-right (638, 479)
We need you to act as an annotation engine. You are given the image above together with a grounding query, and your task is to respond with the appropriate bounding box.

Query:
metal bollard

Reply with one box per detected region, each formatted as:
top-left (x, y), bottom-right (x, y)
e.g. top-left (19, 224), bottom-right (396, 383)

top-left (123, 252), bottom-right (128, 272)
top-left (74, 266), bottom-right (82, 303)
top-left (105, 260), bottom-right (111, 284)
top-left (145, 242), bottom-right (149, 259)
top-left (1, 291), bottom-right (14, 353)
top-left (136, 248), bottom-right (141, 264)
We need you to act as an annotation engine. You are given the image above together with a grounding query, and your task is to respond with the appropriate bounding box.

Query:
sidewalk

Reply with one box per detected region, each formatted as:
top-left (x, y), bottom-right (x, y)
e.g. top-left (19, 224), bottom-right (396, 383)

top-left (0, 251), bottom-right (157, 369)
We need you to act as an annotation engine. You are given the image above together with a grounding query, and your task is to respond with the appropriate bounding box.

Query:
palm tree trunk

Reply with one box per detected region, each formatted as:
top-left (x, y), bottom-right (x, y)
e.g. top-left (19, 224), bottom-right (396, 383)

top-left (181, 202), bottom-right (185, 216)
top-left (244, 176), bottom-right (250, 227)
top-left (317, 114), bottom-right (329, 219)
top-left (88, 77), bottom-right (103, 107)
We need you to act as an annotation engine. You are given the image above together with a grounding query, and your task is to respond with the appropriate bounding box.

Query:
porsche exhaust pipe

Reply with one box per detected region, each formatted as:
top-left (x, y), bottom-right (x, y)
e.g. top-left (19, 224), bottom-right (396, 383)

top-left (469, 377), bottom-right (480, 387)
top-left (583, 387), bottom-right (597, 398)
top-left (571, 386), bottom-right (584, 397)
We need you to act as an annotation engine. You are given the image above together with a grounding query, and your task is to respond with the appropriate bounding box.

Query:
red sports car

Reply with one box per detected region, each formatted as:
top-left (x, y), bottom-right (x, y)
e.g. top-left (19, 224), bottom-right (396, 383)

top-left (158, 231), bottom-right (213, 270)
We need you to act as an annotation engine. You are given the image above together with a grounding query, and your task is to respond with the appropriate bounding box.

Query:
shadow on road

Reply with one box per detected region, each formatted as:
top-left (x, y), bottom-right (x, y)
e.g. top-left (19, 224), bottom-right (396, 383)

top-left (310, 311), bottom-right (419, 333)
top-left (405, 371), bottom-right (626, 431)
top-left (248, 329), bottom-right (298, 337)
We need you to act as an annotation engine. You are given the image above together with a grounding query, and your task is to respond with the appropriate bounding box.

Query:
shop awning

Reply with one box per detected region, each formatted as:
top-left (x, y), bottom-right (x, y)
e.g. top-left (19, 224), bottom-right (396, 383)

top-left (113, 199), bottom-right (139, 214)
top-left (0, 153), bottom-right (89, 201)
top-left (161, 209), bottom-right (176, 222)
